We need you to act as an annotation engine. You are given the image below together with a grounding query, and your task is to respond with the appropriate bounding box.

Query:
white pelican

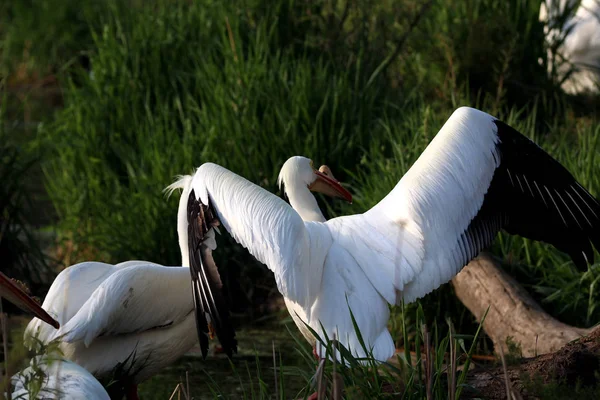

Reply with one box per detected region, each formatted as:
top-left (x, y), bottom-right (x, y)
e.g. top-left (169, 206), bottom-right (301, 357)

top-left (173, 106), bottom-right (600, 363)
top-left (25, 261), bottom-right (200, 399)
top-left (0, 273), bottom-right (107, 399)
top-left (10, 357), bottom-right (110, 400)
top-left (177, 157), bottom-right (353, 359)
top-left (277, 160), bottom-right (352, 348)
top-left (23, 160), bottom-right (349, 399)
top-left (540, 0), bottom-right (600, 94)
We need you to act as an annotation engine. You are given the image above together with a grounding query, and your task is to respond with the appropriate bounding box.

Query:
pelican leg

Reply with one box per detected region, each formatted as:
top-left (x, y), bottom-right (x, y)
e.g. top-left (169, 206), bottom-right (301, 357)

top-left (125, 383), bottom-right (139, 400)
top-left (307, 357), bottom-right (326, 400)
top-left (307, 392), bottom-right (319, 400)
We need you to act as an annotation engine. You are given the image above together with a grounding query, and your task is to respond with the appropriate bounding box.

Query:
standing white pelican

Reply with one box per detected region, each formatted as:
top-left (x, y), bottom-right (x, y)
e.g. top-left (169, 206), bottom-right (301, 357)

top-left (175, 158), bottom-right (351, 357)
top-left (277, 160), bottom-right (352, 348)
top-left (0, 273), bottom-right (107, 399)
top-left (540, 0), bottom-right (600, 94)
top-left (177, 157), bottom-right (353, 357)
top-left (23, 159), bottom-right (349, 399)
top-left (174, 107), bottom-right (600, 363)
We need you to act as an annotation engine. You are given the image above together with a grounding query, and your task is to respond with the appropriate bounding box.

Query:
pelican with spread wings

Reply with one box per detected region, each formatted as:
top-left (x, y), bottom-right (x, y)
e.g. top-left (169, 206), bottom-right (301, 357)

top-left (22, 158), bottom-right (350, 399)
top-left (172, 107), bottom-right (600, 362)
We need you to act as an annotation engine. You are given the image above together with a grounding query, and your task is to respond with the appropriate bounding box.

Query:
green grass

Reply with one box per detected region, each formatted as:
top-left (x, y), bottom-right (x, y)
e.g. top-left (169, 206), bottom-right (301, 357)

top-left (183, 303), bottom-right (491, 399)
top-left (0, 90), bottom-right (54, 291)
top-left (1, 321), bottom-right (65, 399)
top-left (0, 0), bottom-right (85, 71)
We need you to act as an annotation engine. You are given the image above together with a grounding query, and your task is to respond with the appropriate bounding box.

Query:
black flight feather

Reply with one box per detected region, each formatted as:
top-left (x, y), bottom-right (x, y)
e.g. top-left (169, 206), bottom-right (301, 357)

top-left (187, 189), bottom-right (237, 359)
top-left (459, 120), bottom-right (600, 270)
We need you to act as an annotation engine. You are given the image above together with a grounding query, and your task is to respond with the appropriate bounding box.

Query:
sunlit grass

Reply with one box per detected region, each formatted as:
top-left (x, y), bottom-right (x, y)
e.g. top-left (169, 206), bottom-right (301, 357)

top-left (188, 303), bottom-right (490, 399)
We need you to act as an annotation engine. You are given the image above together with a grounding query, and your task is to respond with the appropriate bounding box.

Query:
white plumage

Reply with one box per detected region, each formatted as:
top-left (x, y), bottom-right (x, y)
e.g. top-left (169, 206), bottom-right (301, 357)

top-left (23, 160), bottom-right (342, 395)
top-left (169, 157), bottom-right (352, 356)
top-left (0, 273), bottom-right (105, 399)
top-left (10, 357), bottom-right (110, 400)
top-left (25, 261), bottom-right (197, 395)
top-left (177, 107), bottom-right (600, 363)
top-left (374, 108), bottom-right (500, 302)
top-left (540, 0), bottom-right (600, 93)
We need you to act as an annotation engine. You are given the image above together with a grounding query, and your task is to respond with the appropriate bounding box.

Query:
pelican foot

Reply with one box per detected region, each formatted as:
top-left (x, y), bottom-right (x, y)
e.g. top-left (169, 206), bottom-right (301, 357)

top-left (312, 346), bottom-right (319, 361)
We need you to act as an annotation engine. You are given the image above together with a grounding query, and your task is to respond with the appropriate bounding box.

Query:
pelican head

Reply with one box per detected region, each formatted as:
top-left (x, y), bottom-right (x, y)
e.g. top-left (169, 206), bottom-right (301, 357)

top-left (278, 156), bottom-right (352, 203)
top-left (277, 156), bottom-right (352, 223)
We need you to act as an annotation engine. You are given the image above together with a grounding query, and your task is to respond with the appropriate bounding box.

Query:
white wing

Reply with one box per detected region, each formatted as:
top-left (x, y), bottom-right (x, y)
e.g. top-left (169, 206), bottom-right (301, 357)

top-left (57, 264), bottom-right (192, 347)
top-left (307, 107), bottom-right (500, 360)
top-left (329, 107), bottom-right (600, 304)
top-left (26, 261), bottom-right (165, 345)
top-left (59, 312), bottom-right (198, 382)
top-left (26, 262), bottom-right (121, 344)
top-left (190, 163), bottom-right (332, 311)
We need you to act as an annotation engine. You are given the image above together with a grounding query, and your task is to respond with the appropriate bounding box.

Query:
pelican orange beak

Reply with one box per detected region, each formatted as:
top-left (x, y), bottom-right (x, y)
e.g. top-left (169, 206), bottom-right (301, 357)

top-left (309, 165), bottom-right (353, 203)
top-left (0, 272), bottom-right (59, 329)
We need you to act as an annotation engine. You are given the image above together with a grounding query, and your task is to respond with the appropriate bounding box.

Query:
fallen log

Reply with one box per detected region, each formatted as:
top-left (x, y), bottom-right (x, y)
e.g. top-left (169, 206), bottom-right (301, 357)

top-left (464, 327), bottom-right (600, 399)
top-left (452, 253), bottom-right (594, 357)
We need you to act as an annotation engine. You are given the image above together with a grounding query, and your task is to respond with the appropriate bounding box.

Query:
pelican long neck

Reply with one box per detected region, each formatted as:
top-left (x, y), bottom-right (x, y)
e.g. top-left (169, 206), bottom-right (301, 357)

top-left (176, 177), bottom-right (193, 267)
top-left (284, 181), bottom-right (326, 222)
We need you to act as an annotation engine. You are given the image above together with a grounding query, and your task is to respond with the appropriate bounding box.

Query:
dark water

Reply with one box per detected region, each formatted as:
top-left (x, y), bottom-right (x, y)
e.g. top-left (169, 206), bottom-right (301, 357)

top-left (138, 323), bottom-right (313, 400)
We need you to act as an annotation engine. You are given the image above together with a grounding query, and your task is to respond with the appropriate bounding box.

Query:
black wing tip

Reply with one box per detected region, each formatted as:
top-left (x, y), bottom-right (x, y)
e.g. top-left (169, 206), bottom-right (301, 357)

top-left (188, 191), bottom-right (239, 360)
top-left (210, 308), bottom-right (238, 359)
top-left (191, 278), bottom-right (210, 360)
top-left (222, 337), bottom-right (238, 359)
top-left (218, 318), bottom-right (238, 354)
top-left (490, 119), bottom-right (600, 270)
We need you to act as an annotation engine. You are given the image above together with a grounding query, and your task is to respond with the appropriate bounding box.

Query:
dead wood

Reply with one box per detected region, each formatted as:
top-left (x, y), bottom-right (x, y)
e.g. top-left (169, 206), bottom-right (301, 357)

top-left (452, 253), bottom-right (595, 357)
top-left (463, 327), bottom-right (600, 399)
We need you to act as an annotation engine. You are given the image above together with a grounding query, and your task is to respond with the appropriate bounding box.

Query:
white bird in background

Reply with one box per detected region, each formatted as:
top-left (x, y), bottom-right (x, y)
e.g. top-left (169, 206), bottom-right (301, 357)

top-left (0, 273), bottom-right (108, 399)
top-left (173, 106), bottom-right (600, 364)
top-left (25, 260), bottom-right (198, 400)
top-left (23, 160), bottom-right (348, 400)
top-left (540, 0), bottom-right (600, 94)
top-left (11, 357), bottom-right (110, 400)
